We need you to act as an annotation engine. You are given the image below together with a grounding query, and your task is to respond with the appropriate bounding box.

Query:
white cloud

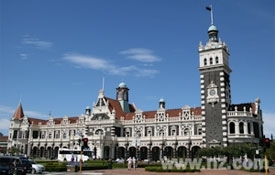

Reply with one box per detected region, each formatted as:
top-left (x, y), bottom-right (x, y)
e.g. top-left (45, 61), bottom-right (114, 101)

top-left (120, 48), bottom-right (161, 63)
top-left (19, 53), bottom-right (28, 60)
top-left (22, 35), bottom-right (53, 49)
top-left (63, 53), bottom-right (115, 70)
top-left (263, 112), bottom-right (275, 137)
top-left (63, 53), bottom-right (159, 77)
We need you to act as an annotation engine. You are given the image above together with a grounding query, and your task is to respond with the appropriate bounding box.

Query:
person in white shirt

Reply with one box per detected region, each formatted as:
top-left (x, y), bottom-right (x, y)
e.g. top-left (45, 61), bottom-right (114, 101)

top-left (127, 157), bottom-right (132, 170)
top-left (132, 157), bottom-right (136, 170)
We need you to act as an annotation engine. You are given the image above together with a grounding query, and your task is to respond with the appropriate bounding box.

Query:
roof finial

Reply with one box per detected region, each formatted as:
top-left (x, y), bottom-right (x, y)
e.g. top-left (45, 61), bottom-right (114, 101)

top-left (206, 5), bottom-right (214, 25)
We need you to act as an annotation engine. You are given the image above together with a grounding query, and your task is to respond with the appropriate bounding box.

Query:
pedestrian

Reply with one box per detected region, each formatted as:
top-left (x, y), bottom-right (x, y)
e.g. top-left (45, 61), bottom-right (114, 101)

top-left (12, 159), bottom-right (17, 175)
top-left (127, 157), bottom-right (132, 170)
top-left (132, 156), bottom-right (136, 170)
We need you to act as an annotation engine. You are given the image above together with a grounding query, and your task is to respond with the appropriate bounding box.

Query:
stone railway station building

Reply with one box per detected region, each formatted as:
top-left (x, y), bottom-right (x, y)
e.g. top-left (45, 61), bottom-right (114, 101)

top-left (7, 22), bottom-right (264, 161)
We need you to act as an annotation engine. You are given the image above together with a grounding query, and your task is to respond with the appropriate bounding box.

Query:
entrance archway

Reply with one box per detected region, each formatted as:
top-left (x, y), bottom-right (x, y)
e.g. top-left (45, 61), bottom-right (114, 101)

top-left (164, 146), bottom-right (173, 159)
top-left (177, 146), bottom-right (187, 160)
top-left (151, 146), bottom-right (160, 161)
top-left (139, 147), bottom-right (148, 160)
top-left (103, 146), bottom-right (110, 160)
top-left (191, 146), bottom-right (201, 158)
top-left (117, 147), bottom-right (125, 159)
top-left (129, 147), bottom-right (136, 158)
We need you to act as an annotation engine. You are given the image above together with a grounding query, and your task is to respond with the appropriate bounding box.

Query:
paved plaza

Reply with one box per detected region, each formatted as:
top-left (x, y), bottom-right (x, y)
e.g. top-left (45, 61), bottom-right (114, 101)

top-left (41, 167), bottom-right (275, 175)
top-left (93, 167), bottom-right (275, 175)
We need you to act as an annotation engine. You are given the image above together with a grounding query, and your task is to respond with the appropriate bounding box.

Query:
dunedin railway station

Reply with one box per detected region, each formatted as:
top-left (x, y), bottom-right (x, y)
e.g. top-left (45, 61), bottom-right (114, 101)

top-left (7, 20), bottom-right (264, 161)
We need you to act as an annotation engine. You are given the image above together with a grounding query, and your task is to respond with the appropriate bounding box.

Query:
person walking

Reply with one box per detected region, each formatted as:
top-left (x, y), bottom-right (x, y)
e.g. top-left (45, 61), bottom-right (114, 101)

top-left (127, 157), bottom-right (132, 170)
top-left (132, 157), bottom-right (136, 170)
top-left (12, 159), bottom-right (17, 175)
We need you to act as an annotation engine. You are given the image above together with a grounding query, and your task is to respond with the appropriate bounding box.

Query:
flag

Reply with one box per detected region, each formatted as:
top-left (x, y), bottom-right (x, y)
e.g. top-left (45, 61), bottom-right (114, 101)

top-left (206, 6), bottom-right (212, 11)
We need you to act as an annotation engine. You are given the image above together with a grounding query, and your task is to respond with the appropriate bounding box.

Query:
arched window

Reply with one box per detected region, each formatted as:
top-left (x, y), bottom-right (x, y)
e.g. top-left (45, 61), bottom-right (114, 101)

top-left (198, 128), bottom-right (202, 135)
top-left (63, 132), bottom-right (66, 139)
top-left (229, 122), bottom-right (235, 134)
top-left (247, 122), bottom-right (251, 134)
top-left (215, 56), bottom-right (219, 64)
top-left (204, 58), bottom-right (207, 65)
top-left (210, 57), bottom-right (213, 64)
top-left (239, 122), bottom-right (244, 134)
top-left (183, 128), bottom-right (189, 136)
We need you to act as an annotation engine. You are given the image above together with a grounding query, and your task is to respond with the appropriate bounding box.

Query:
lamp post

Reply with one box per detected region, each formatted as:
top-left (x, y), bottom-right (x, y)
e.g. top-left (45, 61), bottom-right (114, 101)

top-left (77, 131), bottom-right (83, 172)
top-left (187, 130), bottom-right (192, 159)
top-left (148, 133), bottom-right (152, 161)
top-left (124, 134), bottom-right (129, 163)
top-left (161, 132), bottom-right (164, 159)
top-left (173, 132), bottom-right (178, 158)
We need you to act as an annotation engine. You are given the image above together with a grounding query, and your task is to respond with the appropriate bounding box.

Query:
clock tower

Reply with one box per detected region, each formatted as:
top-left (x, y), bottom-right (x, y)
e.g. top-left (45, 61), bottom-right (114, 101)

top-left (198, 24), bottom-right (231, 147)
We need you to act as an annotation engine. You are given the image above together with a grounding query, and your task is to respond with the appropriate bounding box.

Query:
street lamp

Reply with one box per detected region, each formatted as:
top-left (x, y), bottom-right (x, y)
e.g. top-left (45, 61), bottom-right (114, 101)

top-left (173, 132), bottom-right (178, 158)
top-left (148, 133), bottom-right (152, 161)
top-left (188, 130), bottom-right (192, 159)
top-left (124, 134), bottom-right (129, 163)
top-left (77, 131), bottom-right (84, 172)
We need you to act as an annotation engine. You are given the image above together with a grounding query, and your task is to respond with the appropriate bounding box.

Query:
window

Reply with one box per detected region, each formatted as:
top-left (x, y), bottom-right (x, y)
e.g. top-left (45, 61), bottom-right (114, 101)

top-left (183, 128), bottom-right (189, 136)
top-left (13, 130), bottom-right (18, 139)
top-left (210, 57), bottom-right (213, 65)
top-left (247, 123), bottom-right (251, 134)
top-left (239, 122), bottom-right (244, 134)
top-left (204, 58), bottom-right (207, 65)
top-left (63, 133), bottom-right (67, 139)
top-left (32, 131), bottom-right (39, 139)
top-left (198, 128), bottom-right (202, 135)
top-left (215, 56), bottom-right (219, 64)
top-left (229, 122), bottom-right (235, 134)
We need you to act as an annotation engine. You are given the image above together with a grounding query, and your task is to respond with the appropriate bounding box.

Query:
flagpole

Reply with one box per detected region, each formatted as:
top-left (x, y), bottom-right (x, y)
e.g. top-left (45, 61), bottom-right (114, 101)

top-left (210, 5), bottom-right (214, 25)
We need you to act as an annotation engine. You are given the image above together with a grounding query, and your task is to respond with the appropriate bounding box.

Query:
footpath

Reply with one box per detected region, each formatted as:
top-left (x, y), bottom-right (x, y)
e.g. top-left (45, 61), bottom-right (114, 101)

top-left (43, 167), bottom-right (275, 175)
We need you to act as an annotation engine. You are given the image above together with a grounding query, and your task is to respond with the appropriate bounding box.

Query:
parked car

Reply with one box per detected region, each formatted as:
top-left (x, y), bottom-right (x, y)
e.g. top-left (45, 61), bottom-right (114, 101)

top-left (19, 156), bottom-right (32, 174)
top-left (29, 159), bottom-right (45, 174)
top-left (0, 156), bottom-right (26, 175)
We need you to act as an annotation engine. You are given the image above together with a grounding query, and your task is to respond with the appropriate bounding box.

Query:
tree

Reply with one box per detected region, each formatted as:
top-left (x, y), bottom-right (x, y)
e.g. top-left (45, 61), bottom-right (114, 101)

top-left (8, 147), bottom-right (21, 155)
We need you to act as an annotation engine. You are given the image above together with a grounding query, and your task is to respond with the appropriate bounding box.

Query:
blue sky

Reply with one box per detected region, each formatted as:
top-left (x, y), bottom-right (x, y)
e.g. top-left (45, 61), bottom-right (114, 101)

top-left (0, 0), bottom-right (274, 137)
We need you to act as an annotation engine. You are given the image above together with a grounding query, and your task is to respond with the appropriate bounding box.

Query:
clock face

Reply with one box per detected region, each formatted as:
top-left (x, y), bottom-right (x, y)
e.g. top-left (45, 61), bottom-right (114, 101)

top-left (209, 89), bottom-right (216, 96)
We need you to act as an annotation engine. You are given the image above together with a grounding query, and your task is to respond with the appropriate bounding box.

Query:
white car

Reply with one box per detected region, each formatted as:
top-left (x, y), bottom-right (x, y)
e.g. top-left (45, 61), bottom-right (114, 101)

top-left (29, 160), bottom-right (45, 174)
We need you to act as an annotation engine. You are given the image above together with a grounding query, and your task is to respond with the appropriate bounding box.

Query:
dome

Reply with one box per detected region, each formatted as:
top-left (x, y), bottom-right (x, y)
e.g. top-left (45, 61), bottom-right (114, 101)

top-left (118, 82), bottom-right (127, 88)
top-left (208, 25), bottom-right (218, 31)
top-left (159, 98), bottom-right (165, 102)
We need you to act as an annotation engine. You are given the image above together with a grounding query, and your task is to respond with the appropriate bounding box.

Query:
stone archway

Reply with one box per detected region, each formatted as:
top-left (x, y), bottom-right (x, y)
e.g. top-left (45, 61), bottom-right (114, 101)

top-left (54, 147), bottom-right (59, 159)
top-left (151, 146), bottom-right (160, 161)
top-left (103, 146), bottom-right (110, 160)
top-left (191, 146), bottom-right (201, 158)
top-left (139, 146), bottom-right (148, 161)
top-left (128, 147), bottom-right (136, 158)
top-left (177, 146), bottom-right (187, 160)
top-left (40, 147), bottom-right (45, 158)
top-left (46, 146), bottom-right (52, 159)
top-left (164, 146), bottom-right (173, 159)
top-left (117, 147), bottom-right (125, 159)
top-left (32, 146), bottom-right (38, 158)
